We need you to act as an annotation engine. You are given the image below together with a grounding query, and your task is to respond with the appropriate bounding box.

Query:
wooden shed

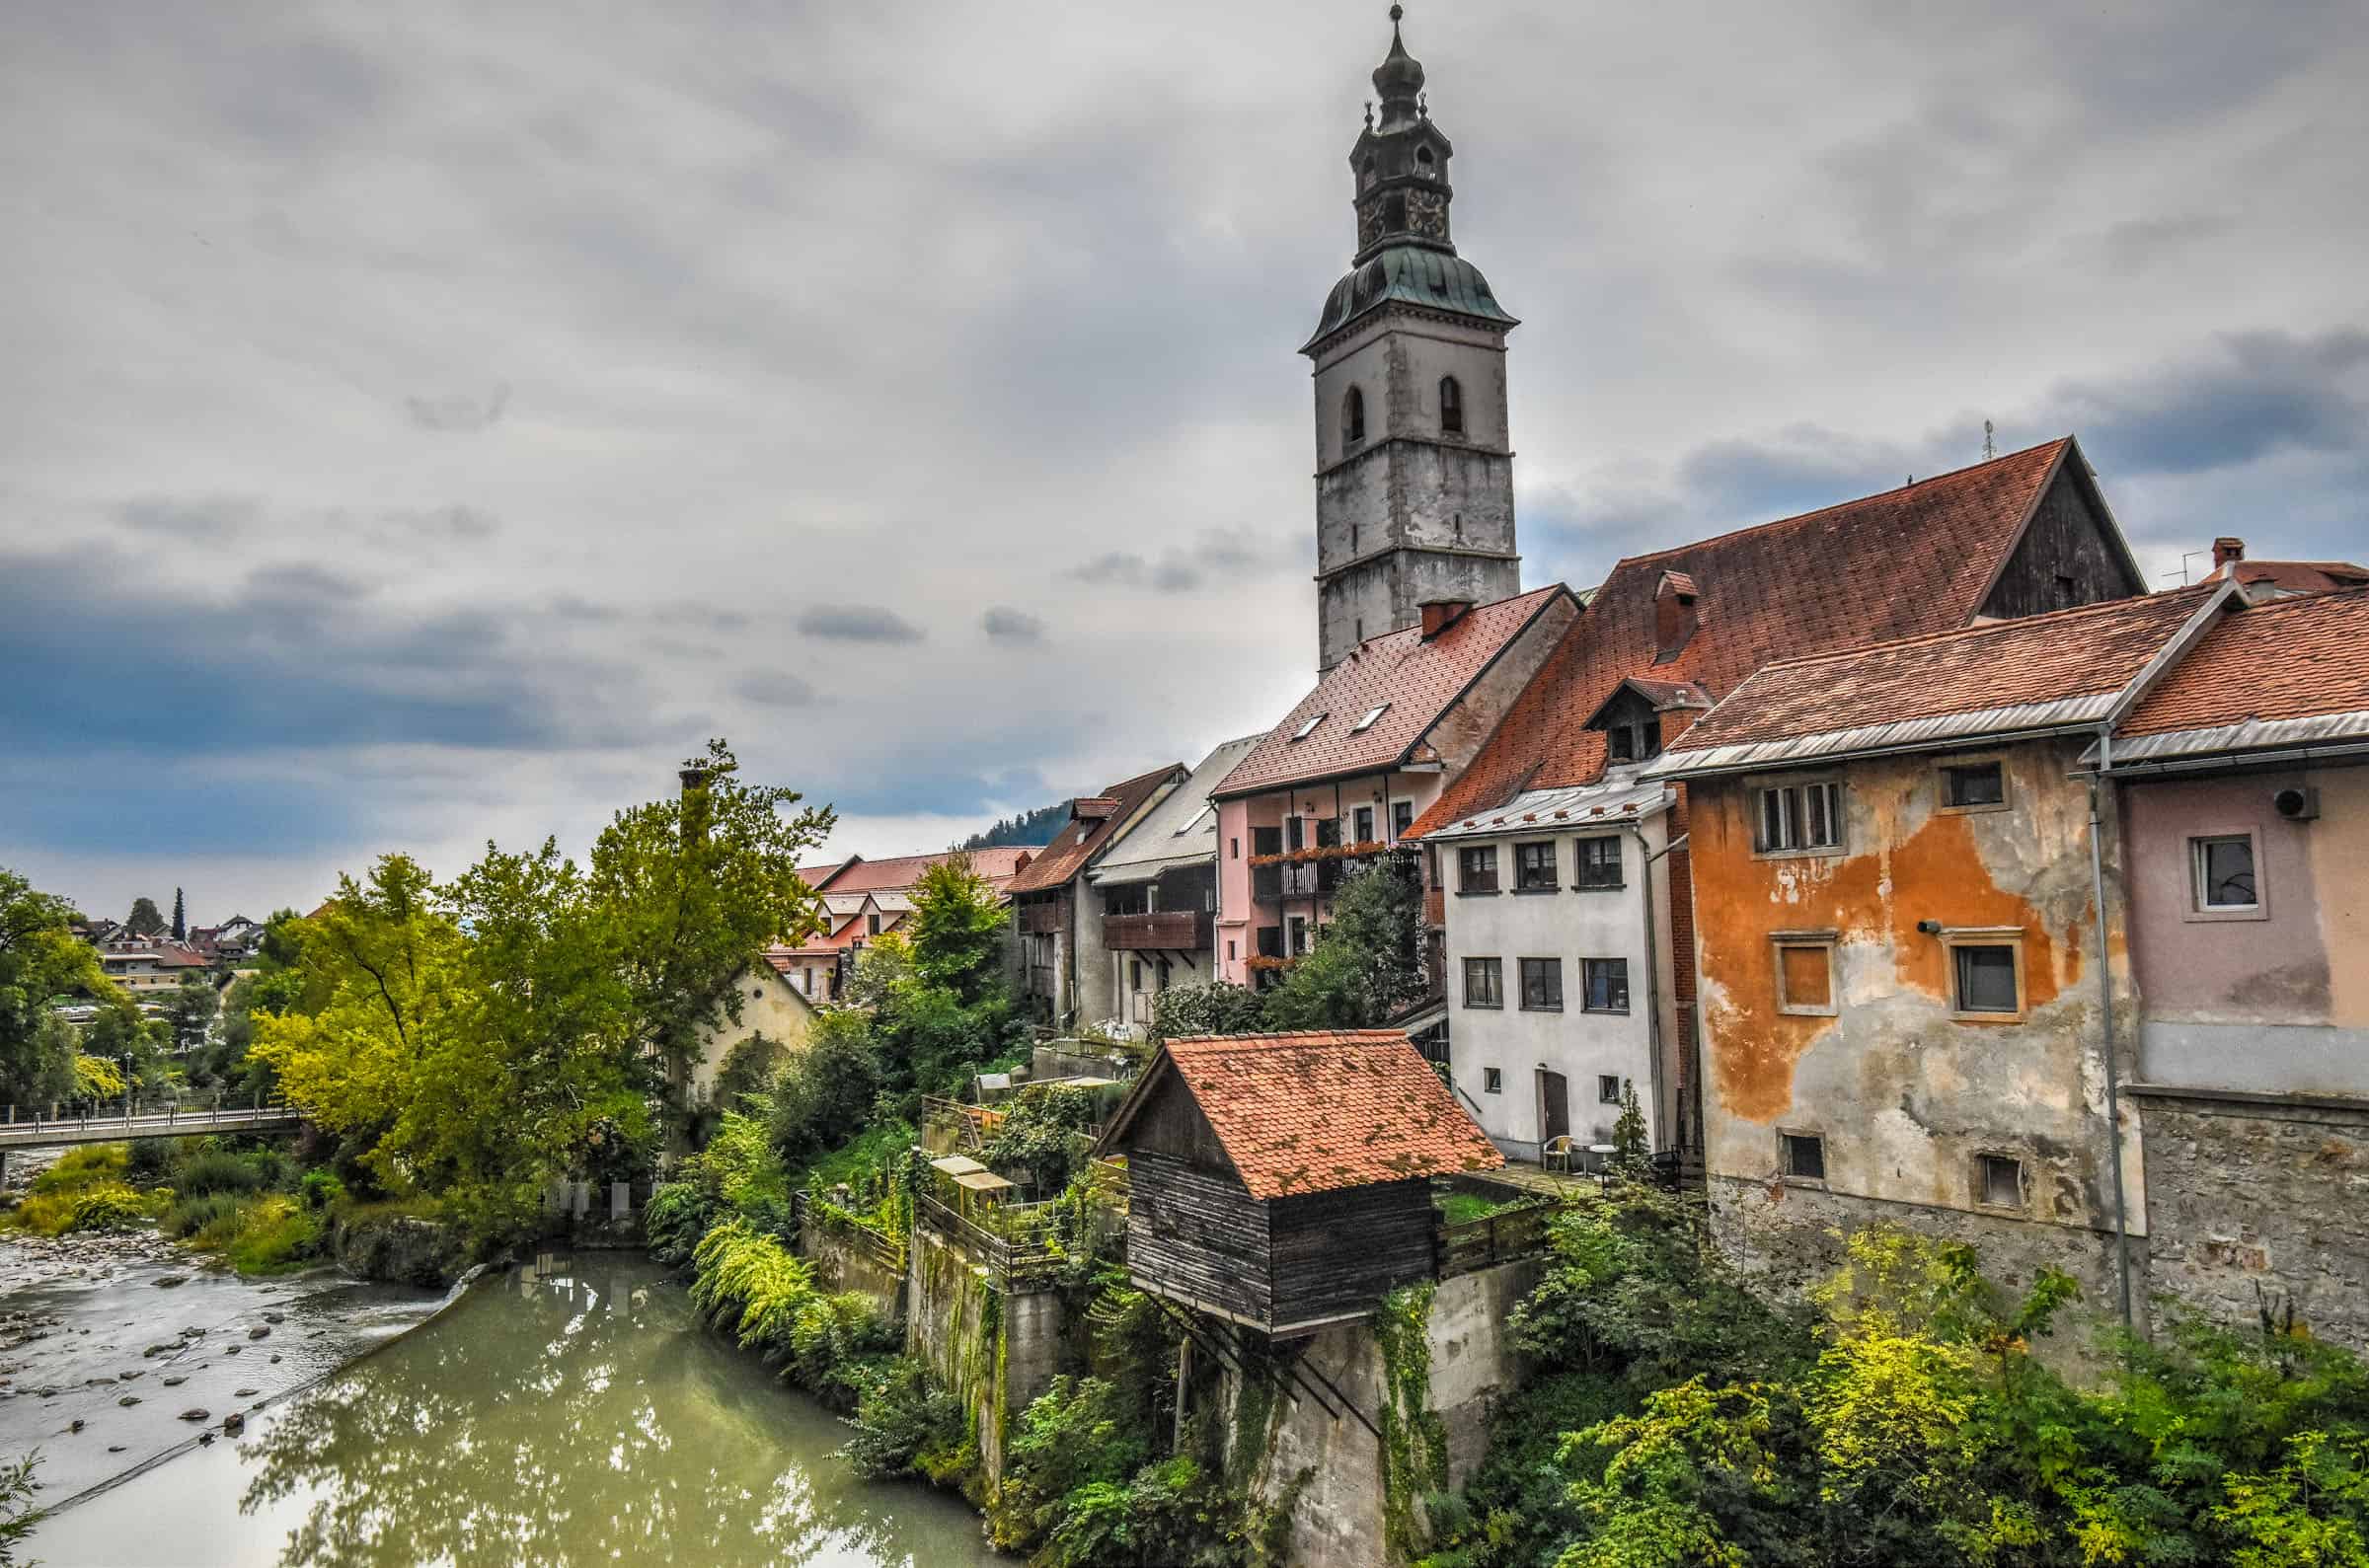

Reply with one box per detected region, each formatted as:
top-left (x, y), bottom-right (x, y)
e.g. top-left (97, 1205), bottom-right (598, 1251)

top-left (1096, 1029), bottom-right (1504, 1336)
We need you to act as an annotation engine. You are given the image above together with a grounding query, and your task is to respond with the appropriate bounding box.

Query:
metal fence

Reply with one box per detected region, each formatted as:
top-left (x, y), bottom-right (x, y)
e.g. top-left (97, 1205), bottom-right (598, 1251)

top-left (792, 1191), bottom-right (908, 1275)
top-left (914, 1192), bottom-right (1062, 1289)
top-left (0, 1096), bottom-right (298, 1148)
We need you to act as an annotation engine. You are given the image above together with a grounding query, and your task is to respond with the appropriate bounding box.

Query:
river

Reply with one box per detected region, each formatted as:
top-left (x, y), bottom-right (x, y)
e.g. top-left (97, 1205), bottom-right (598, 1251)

top-left (17, 1249), bottom-right (1004, 1567)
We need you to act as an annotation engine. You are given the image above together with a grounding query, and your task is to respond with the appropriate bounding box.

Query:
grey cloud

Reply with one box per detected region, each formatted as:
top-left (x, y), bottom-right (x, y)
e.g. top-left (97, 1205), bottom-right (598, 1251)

top-left (115, 495), bottom-right (262, 539)
top-left (733, 670), bottom-right (818, 708)
top-left (405, 384), bottom-right (510, 432)
top-left (245, 562), bottom-right (375, 603)
top-left (796, 605), bottom-right (924, 643)
top-left (373, 504), bottom-right (500, 543)
top-left (2036, 329), bottom-right (2369, 477)
top-left (1065, 529), bottom-right (1301, 595)
top-left (982, 607), bottom-right (1046, 644)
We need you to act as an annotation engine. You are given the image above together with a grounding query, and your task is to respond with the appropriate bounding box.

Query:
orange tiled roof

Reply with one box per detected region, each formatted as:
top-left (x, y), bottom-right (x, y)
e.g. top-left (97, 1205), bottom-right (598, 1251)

top-left (2120, 586), bottom-right (2369, 738)
top-left (824, 848), bottom-right (1033, 896)
top-left (1408, 438), bottom-right (2106, 834)
top-left (1153, 1030), bottom-right (1502, 1199)
top-left (1665, 585), bottom-right (2215, 755)
top-left (2204, 559), bottom-right (2369, 596)
top-left (1006, 765), bottom-right (1184, 895)
top-left (1216, 585), bottom-right (1572, 799)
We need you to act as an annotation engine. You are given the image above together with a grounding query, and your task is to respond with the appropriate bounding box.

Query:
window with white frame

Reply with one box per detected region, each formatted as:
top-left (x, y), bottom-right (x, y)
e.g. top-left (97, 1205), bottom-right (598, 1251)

top-left (2189, 833), bottom-right (2259, 913)
top-left (1352, 703), bottom-right (1391, 732)
top-left (1597, 1074), bottom-right (1622, 1106)
top-left (1290, 711), bottom-right (1327, 742)
top-left (1754, 779), bottom-right (1844, 855)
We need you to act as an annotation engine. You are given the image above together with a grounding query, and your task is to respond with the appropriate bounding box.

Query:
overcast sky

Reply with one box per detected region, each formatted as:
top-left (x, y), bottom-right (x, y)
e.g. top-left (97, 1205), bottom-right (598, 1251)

top-left (4, 0), bottom-right (2364, 923)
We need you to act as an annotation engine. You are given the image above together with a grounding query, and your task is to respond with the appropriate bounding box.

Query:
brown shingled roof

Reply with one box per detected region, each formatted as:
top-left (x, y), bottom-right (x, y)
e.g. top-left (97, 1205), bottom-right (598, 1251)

top-left (1216, 585), bottom-right (1572, 799)
top-left (826, 848), bottom-right (1034, 896)
top-left (2204, 559), bottom-right (2369, 597)
top-left (1408, 438), bottom-right (2115, 835)
top-left (2120, 586), bottom-right (2369, 738)
top-left (1119, 1030), bottom-right (1503, 1200)
top-left (1004, 765), bottom-right (1184, 894)
top-left (1665, 585), bottom-right (2216, 756)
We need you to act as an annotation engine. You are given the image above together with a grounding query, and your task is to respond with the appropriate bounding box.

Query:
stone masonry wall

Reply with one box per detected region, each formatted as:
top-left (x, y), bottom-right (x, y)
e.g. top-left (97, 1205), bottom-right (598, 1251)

top-left (2136, 1089), bottom-right (2369, 1352)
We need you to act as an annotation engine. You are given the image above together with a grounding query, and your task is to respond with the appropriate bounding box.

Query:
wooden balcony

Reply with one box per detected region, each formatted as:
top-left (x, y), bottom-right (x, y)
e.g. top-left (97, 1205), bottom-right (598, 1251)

top-left (1103, 910), bottom-right (1212, 952)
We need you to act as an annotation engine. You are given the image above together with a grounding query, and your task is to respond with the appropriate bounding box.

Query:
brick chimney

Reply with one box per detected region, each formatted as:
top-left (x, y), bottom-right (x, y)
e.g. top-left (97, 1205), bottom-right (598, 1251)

top-left (1418, 598), bottom-right (1472, 638)
top-left (2213, 537), bottom-right (2246, 568)
top-left (1653, 571), bottom-right (1700, 660)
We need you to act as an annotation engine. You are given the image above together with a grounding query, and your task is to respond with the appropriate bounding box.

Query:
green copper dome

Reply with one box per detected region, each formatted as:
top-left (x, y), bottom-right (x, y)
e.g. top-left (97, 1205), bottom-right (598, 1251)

top-left (1302, 243), bottom-right (1518, 352)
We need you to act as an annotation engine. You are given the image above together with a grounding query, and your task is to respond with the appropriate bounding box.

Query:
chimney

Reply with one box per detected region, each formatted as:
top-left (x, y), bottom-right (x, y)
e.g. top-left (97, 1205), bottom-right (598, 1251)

top-left (2212, 537), bottom-right (2246, 568)
top-left (1418, 598), bottom-right (1472, 638)
top-left (1653, 571), bottom-right (1700, 661)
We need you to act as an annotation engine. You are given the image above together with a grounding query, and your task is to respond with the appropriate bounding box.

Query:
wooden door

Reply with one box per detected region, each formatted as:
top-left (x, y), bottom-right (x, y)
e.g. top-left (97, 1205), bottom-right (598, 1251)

top-left (1540, 1070), bottom-right (1571, 1145)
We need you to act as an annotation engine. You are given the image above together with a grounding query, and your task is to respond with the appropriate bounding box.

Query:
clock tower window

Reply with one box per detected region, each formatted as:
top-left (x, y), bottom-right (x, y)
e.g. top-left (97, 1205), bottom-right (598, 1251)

top-left (1342, 386), bottom-right (1366, 445)
top-left (1439, 375), bottom-right (1463, 434)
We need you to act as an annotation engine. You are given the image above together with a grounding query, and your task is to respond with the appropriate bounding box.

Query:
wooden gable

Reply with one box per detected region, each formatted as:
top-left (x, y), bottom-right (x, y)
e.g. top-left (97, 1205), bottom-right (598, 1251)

top-left (1976, 452), bottom-right (2147, 620)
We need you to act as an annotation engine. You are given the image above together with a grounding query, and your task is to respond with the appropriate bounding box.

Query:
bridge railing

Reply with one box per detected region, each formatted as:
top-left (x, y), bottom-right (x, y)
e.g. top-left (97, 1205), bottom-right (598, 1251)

top-left (0, 1095), bottom-right (298, 1142)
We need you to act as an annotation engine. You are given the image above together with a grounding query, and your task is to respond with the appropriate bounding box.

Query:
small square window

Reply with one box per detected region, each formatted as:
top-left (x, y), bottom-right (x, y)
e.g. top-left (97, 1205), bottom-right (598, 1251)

top-left (1392, 800), bottom-right (1414, 839)
top-left (1754, 780), bottom-right (1844, 855)
top-left (1483, 1068), bottom-right (1503, 1094)
top-left (1574, 836), bottom-right (1622, 889)
top-left (1773, 935), bottom-right (1837, 1016)
top-left (1459, 845), bottom-right (1499, 893)
top-left (1978, 1154), bottom-right (2024, 1209)
top-left (1518, 957), bottom-right (1563, 1011)
top-left (1950, 941), bottom-right (2021, 1015)
top-left (2190, 834), bottom-right (2258, 912)
top-left (1581, 957), bottom-right (1629, 1013)
top-left (1782, 1131), bottom-right (1826, 1182)
top-left (1941, 761), bottom-right (2007, 811)
top-left (1514, 841), bottom-right (1558, 891)
top-left (1597, 1074), bottom-right (1622, 1106)
top-left (1462, 956), bottom-right (1502, 1009)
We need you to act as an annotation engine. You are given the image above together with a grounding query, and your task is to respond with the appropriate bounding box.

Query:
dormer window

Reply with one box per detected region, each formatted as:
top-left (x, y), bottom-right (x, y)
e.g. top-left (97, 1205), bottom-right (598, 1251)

top-left (1352, 703), bottom-right (1391, 732)
top-left (1592, 687), bottom-right (1664, 765)
top-left (1415, 144), bottom-right (1436, 176)
top-left (1439, 375), bottom-right (1464, 434)
top-left (1290, 712), bottom-right (1328, 742)
top-left (1343, 387), bottom-right (1366, 445)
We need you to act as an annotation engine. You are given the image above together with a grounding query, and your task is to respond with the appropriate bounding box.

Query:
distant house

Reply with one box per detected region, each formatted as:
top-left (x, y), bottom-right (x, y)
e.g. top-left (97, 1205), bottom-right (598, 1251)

top-left (1086, 735), bottom-right (1265, 1034)
top-left (2197, 535), bottom-right (2369, 602)
top-left (1211, 584), bottom-right (1580, 991)
top-left (1097, 1029), bottom-right (1502, 1335)
top-left (1007, 765), bottom-right (1188, 1029)
top-left (688, 958), bottom-right (820, 1106)
top-left (97, 937), bottom-right (213, 1003)
top-left (770, 848), bottom-right (1035, 1001)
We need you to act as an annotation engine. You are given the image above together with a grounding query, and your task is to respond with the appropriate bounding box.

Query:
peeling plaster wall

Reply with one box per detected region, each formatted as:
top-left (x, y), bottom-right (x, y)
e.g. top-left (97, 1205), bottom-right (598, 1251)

top-left (1690, 740), bottom-right (2144, 1312)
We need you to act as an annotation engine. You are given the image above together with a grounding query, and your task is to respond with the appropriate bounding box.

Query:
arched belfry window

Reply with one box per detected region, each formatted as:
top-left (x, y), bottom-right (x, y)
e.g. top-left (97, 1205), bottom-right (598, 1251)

top-left (1439, 375), bottom-right (1464, 434)
top-left (1343, 386), bottom-right (1366, 445)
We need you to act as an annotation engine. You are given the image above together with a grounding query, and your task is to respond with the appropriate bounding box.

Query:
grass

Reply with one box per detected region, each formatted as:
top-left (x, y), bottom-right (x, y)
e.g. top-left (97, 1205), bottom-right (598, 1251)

top-left (1436, 1192), bottom-right (1519, 1227)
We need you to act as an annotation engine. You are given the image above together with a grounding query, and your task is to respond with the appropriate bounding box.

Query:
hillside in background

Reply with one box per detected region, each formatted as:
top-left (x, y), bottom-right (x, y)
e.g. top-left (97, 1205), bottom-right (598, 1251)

top-left (956, 802), bottom-right (1069, 851)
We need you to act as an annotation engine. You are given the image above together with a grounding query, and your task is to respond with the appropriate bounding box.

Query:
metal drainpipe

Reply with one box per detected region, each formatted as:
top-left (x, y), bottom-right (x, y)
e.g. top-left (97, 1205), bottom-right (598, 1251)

top-left (2088, 727), bottom-right (2135, 1333)
top-left (1626, 820), bottom-right (1668, 1148)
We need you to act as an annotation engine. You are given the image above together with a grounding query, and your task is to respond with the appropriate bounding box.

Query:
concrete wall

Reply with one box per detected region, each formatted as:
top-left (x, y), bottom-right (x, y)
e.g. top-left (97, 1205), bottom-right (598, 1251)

top-left (904, 1228), bottom-right (1066, 1487)
top-left (1690, 740), bottom-right (2144, 1297)
top-left (2125, 764), bottom-right (2369, 1095)
top-left (2134, 1087), bottom-right (2369, 1351)
top-left (800, 1222), bottom-right (908, 1314)
top-left (1227, 1259), bottom-right (1538, 1568)
top-left (1445, 812), bottom-right (1676, 1157)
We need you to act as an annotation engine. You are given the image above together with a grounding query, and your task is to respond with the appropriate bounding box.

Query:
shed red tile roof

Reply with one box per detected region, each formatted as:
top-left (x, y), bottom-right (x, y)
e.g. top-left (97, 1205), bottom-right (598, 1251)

top-left (1006, 765), bottom-right (1184, 894)
top-left (1216, 585), bottom-right (1572, 799)
top-left (1665, 585), bottom-right (2215, 754)
top-left (1408, 438), bottom-right (2105, 834)
top-left (2120, 586), bottom-right (2369, 738)
top-left (2203, 559), bottom-right (2369, 596)
top-left (1141, 1030), bottom-right (1502, 1200)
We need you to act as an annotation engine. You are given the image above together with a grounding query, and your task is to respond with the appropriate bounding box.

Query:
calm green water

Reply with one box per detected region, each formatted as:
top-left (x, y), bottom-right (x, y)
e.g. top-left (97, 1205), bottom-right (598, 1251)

top-left (31, 1252), bottom-right (1003, 1568)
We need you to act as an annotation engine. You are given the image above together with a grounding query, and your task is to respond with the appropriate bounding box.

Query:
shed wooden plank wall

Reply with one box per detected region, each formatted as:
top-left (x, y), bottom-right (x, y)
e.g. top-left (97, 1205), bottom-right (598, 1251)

top-left (1129, 1151), bottom-right (1272, 1323)
top-left (1267, 1179), bottom-right (1435, 1331)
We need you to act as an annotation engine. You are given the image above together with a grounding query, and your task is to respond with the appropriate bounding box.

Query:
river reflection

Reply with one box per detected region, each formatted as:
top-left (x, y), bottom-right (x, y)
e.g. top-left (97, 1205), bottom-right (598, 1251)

top-left (33, 1252), bottom-right (1002, 1568)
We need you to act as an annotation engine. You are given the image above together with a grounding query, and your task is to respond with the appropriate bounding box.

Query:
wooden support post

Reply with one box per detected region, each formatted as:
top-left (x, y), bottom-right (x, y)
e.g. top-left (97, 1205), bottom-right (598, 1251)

top-left (1173, 1334), bottom-right (1194, 1455)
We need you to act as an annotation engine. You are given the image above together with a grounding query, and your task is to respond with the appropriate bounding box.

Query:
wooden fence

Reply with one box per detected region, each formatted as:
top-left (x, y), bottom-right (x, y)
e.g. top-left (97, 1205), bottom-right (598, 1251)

top-left (792, 1191), bottom-right (908, 1275)
top-left (1434, 1199), bottom-right (1555, 1280)
top-left (914, 1192), bottom-right (1062, 1290)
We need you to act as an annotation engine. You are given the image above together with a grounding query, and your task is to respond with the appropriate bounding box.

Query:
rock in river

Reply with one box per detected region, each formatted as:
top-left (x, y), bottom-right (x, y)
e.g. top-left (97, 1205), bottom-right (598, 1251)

top-left (178, 1408), bottom-right (209, 1422)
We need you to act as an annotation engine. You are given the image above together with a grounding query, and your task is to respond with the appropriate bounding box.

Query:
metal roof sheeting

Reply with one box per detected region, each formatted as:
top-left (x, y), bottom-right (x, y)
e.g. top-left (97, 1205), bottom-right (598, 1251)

top-left (1425, 777), bottom-right (1675, 840)
top-left (2091, 709), bottom-right (2369, 765)
top-left (1644, 695), bottom-right (2119, 780)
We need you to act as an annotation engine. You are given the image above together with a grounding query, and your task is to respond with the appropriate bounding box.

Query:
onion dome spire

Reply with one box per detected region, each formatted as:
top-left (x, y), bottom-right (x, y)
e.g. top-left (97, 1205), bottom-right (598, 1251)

top-left (1371, 6), bottom-right (1425, 131)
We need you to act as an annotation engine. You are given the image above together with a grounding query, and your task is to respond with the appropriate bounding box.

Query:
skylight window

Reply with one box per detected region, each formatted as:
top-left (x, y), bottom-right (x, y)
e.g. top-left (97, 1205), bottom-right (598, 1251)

top-left (1174, 804), bottom-right (1215, 836)
top-left (1351, 703), bottom-right (1391, 732)
top-left (1290, 712), bottom-right (1328, 742)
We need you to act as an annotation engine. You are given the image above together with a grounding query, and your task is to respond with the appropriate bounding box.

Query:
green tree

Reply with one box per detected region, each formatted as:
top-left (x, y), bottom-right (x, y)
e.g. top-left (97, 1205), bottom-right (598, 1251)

top-left (1609, 1079), bottom-right (1650, 1177)
top-left (587, 739), bottom-right (833, 1102)
top-left (904, 855), bottom-right (1010, 1005)
top-left (1147, 979), bottom-right (1266, 1044)
top-left (1261, 851), bottom-right (1427, 1030)
top-left (125, 895), bottom-right (166, 937)
top-left (170, 886), bottom-right (187, 940)
top-left (0, 867), bottom-right (117, 1105)
top-left (161, 972), bottom-right (218, 1056)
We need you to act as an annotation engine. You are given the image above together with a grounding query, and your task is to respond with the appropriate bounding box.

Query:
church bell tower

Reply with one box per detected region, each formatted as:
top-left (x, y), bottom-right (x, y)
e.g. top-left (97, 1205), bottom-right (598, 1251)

top-left (1303, 6), bottom-right (1521, 672)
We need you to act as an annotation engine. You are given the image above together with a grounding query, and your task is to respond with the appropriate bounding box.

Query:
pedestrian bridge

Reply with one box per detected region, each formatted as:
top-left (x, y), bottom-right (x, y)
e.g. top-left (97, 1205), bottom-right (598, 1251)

top-left (0, 1102), bottom-right (302, 1153)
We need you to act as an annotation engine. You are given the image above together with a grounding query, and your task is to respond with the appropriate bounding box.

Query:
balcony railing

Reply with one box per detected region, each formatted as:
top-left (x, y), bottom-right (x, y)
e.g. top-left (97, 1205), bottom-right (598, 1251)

top-left (1102, 910), bottom-right (1213, 951)
top-left (1250, 863), bottom-right (1322, 903)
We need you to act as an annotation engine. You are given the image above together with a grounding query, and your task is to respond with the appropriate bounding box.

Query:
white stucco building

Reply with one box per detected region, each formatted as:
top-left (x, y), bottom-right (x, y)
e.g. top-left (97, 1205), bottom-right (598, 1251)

top-left (1427, 774), bottom-right (1682, 1161)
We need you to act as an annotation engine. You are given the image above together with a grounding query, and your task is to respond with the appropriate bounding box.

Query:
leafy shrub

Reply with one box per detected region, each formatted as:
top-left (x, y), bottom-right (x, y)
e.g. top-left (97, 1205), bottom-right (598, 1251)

top-left (686, 1220), bottom-right (903, 1413)
top-left (643, 1181), bottom-right (716, 1267)
top-left (842, 1358), bottom-right (969, 1482)
top-left (299, 1169), bottom-right (345, 1211)
top-left (1148, 980), bottom-right (1267, 1045)
top-left (125, 1138), bottom-right (175, 1185)
top-left (163, 1191), bottom-right (252, 1247)
top-left (62, 1183), bottom-right (147, 1234)
top-left (28, 1144), bottom-right (126, 1195)
top-left (173, 1149), bottom-right (267, 1196)
top-left (224, 1195), bottom-right (322, 1274)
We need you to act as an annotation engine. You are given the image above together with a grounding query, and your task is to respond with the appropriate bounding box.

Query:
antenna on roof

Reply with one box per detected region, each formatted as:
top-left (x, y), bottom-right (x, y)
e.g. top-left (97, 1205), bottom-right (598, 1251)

top-left (1983, 419), bottom-right (1996, 461)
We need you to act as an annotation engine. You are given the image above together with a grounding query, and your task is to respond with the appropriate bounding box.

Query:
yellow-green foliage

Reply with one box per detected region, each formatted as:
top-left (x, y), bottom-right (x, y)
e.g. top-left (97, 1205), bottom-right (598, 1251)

top-left (71, 1055), bottom-right (125, 1099)
top-left (8, 1146), bottom-right (150, 1235)
top-left (28, 1144), bottom-right (126, 1193)
top-left (223, 1194), bottom-right (321, 1275)
top-left (690, 1219), bottom-right (820, 1351)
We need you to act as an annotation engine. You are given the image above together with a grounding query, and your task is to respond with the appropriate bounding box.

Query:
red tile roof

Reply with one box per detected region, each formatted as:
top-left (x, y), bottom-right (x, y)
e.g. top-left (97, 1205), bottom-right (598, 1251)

top-left (824, 848), bottom-right (1034, 896)
top-left (1665, 585), bottom-right (2215, 755)
top-left (1216, 585), bottom-right (1573, 799)
top-left (2120, 586), bottom-right (2369, 738)
top-left (1006, 765), bottom-right (1184, 894)
top-left (1409, 438), bottom-right (2100, 834)
top-left (2204, 559), bottom-right (2369, 596)
top-left (1135, 1030), bottom-right (1502, 1199)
